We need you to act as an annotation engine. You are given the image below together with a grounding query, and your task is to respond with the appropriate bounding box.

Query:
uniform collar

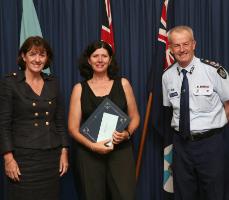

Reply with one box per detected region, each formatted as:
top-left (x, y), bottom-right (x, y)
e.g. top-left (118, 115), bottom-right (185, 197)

top-left (177, 56), bottom-right (197, 75)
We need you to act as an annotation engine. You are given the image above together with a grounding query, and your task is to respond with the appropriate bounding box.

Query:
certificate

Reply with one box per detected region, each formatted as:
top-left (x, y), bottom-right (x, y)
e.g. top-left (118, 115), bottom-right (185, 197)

top-left (80, 97), bottom-right (130, 142)
top-left (97, 112), bottom-right (118, 142)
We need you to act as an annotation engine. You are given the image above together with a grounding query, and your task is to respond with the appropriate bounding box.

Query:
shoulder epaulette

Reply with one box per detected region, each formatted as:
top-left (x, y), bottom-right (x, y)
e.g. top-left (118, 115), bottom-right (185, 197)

top-left (201, 58), bottom-right (227, 79)
top-left (5, 72), bottom-right (17, 78)
top-left (163, 61), bottom-right (177, 72)
top-left (200, 58), bottom-right (221, 69)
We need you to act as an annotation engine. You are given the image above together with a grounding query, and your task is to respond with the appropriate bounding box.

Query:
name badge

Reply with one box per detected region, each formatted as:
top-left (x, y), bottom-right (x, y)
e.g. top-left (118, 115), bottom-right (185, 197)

top-left (169, 91), bottom-right (178, 98)
top-left (193, 85), bottom-right (213, 95)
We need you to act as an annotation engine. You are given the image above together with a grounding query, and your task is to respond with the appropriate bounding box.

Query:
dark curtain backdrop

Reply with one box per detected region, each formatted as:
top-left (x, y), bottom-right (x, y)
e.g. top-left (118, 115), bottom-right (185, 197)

top-left (0, 0), bottom-right (229, 200)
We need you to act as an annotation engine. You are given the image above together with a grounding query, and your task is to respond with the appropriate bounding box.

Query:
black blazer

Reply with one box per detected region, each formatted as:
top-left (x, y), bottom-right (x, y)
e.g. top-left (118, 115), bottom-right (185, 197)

top-left (0, 70), bottom-right (69, 155)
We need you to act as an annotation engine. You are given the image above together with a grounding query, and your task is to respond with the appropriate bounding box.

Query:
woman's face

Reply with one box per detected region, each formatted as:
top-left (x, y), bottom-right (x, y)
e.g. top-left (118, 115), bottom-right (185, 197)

top-left (88, 48), bottom-right (111, 74)
top-left (22, 46), bottom-right (48, 73)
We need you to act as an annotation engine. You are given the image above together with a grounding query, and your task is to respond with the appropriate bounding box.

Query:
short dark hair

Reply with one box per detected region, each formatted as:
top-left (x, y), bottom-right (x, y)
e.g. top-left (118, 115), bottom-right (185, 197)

top-left (17, 36), bottom-right (53, 70)
top-left (79, 41), bottom-right (119, 80)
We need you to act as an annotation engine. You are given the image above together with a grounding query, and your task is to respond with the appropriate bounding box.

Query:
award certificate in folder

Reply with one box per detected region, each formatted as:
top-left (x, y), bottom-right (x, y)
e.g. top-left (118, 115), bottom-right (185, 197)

top-left (80, 97), bottom-right (130, 142)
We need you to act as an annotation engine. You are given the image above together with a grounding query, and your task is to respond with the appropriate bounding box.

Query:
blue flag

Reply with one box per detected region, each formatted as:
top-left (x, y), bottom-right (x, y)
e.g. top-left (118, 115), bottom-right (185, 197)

top-left (20, 0), bottom-right (50, 74)
top-left (148, 0), bottom-right (175, 198)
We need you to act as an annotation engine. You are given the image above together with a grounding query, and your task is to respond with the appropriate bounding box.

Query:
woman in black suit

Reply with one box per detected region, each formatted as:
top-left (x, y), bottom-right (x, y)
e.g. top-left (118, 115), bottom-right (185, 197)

top-left (0, 36), bottom-right (69, 200)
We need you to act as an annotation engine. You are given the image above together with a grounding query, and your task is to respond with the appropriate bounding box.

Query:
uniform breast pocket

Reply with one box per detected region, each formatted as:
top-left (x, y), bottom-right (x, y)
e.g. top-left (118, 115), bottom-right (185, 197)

top-left (192, 88), bottom-right (216, 113)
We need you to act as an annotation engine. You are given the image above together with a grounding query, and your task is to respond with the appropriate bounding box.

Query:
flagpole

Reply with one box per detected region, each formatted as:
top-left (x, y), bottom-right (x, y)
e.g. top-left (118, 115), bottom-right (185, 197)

top-left (136, 92), bottom-right (153, 179)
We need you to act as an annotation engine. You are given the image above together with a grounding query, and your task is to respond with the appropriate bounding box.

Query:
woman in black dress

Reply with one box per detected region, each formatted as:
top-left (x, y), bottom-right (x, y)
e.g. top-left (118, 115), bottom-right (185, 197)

top-left (0, 36), bottom-right (69, 200)
top-left (68, 41), bottom-right (140, 200)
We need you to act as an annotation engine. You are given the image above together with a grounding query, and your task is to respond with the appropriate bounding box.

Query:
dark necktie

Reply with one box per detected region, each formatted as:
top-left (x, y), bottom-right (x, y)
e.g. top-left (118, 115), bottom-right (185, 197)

top-left (179, 69), bottom-right (190, 139)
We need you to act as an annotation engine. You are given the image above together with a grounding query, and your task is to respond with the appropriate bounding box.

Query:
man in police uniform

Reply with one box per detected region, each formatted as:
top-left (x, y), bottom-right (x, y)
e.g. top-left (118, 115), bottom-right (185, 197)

top-left (162, 25), bottom-right (229, 200)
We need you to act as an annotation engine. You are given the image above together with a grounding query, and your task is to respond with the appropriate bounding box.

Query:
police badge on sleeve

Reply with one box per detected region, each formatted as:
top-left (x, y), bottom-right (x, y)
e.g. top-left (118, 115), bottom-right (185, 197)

top-left (201, 58), bottom-right (227, 79)
top-left (217, 67), bottom-right (227, 79)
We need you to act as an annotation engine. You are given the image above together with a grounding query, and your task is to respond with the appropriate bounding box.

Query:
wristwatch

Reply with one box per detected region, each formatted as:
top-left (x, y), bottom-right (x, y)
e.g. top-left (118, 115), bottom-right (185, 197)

top-left (126, 130), bottom-right (131, 140)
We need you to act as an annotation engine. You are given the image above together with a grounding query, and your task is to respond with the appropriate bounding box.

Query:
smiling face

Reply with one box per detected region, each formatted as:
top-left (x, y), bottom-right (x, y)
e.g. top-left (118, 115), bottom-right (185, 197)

top-left (88, 47), bottom-right (111, 74)
top-left (169, 30), bottom-right (196, 67)
top-left (22, 46), bottom-right (48, 74)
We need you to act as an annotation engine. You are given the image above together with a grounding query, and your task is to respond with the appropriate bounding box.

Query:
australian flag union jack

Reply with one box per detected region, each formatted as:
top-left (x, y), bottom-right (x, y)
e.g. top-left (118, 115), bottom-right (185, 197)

top-left (148, 0), bottom-right (175, 197)
top-left (101, 0), bottom-right (115, 52)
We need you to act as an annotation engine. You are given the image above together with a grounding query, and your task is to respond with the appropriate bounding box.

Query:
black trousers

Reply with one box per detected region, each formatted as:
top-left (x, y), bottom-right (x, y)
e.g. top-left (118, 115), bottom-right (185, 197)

top-left (173, 129), bottom-right (224, 200)
top-left (71, 141), bottom-right (136, 200)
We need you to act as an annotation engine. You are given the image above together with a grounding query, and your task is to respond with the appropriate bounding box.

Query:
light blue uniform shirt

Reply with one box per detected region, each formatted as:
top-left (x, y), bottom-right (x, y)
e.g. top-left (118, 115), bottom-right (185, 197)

top-left (162, 56), bottom-right (229, 133)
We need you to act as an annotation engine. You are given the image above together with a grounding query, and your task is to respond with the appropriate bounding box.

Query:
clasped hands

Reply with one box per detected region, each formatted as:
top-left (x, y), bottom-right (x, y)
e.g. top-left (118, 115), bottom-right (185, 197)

top-left (90, 130), bottom-right (130, 154)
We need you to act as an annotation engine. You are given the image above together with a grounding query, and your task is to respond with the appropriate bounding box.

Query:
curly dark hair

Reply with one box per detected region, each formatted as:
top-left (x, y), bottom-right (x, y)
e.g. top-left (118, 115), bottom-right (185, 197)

top-left (17, 36), bottom-right (53, 70)
top-left (79, 41), bottom-right (119, 80)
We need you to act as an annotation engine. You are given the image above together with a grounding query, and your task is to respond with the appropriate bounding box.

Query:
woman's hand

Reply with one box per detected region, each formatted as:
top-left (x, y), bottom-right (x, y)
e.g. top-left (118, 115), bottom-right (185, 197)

top-left (90, 139), bottom-right (114, 154)
top-left (59, 148), bottom-right (69, 177)
top-left (4, 152), bottom-right (21, 182)
top-left (112, 130), bottom-right (129, 145)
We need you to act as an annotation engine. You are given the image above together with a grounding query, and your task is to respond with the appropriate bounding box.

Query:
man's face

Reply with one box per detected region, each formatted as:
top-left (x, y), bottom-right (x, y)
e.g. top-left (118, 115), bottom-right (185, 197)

top-left (169, 30), bottom-right (196, 67)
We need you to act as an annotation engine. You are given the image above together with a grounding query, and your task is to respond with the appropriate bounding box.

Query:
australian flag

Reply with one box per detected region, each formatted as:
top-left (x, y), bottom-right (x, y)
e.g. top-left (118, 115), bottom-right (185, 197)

top-left (148, 0), bottom-right (175, 199)
top-left (101, 0), bottom-right (115, 52)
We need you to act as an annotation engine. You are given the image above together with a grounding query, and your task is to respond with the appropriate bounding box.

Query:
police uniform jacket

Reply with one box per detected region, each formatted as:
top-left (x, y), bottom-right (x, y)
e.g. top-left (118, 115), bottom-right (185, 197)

top-left (162, 56), bottom-right (229, 134)
top-left (0, 70), bottom-right (69, 155)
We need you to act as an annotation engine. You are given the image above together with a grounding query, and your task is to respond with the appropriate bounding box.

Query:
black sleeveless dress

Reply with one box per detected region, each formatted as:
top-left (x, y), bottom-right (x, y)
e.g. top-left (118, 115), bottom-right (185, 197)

top-left (71, 78), bottom-right (136, 200)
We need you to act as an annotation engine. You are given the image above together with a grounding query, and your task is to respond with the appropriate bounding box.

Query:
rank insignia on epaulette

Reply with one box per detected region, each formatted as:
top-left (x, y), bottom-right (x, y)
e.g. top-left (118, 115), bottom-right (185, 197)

top-left (201, 58), bottom-right (220, 69)
top-left (217, 67), bottom-right (227, 79)
top-left (210, 61), bottom-right (220, 67)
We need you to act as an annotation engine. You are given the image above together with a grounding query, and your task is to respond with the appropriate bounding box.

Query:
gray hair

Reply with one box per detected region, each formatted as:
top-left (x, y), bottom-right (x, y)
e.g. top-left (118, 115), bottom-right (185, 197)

top-left (168, 25), bottom-right (195, 43)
